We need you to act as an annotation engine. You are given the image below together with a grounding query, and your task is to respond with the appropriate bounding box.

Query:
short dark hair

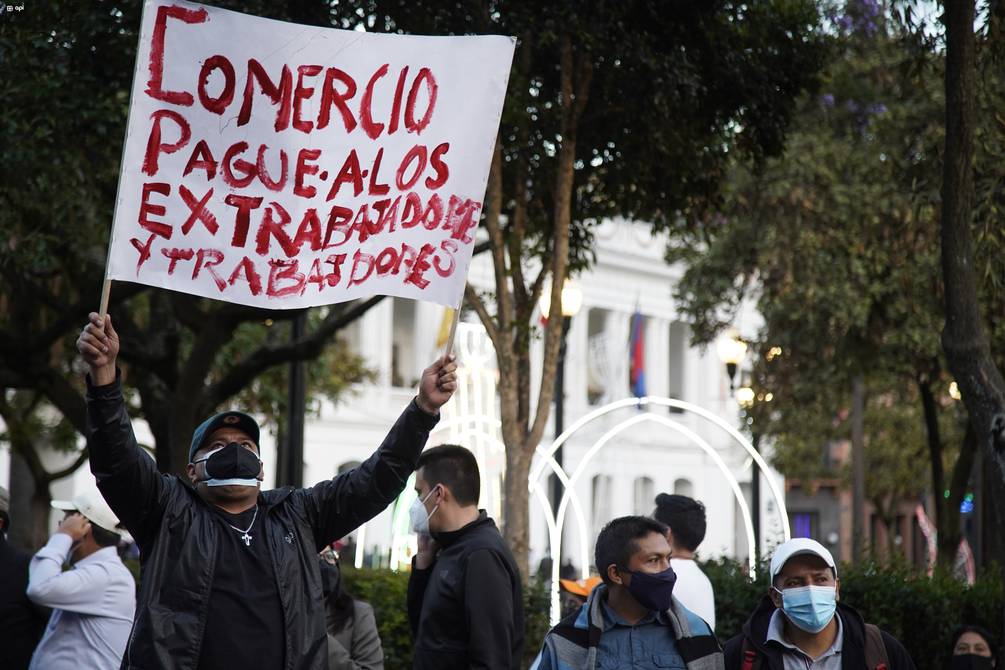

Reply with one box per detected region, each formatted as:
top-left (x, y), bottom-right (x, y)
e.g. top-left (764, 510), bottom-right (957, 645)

top-left (594, 516), bottom-right (669, 584)
top-left (416, 444), bottom-right (480, 507)
top-left (90, 524), bottom-right (121, 548)
top-left (951, 624), bottom-right (998, 661)
top-left (653, 493), bottom-right (706, 552)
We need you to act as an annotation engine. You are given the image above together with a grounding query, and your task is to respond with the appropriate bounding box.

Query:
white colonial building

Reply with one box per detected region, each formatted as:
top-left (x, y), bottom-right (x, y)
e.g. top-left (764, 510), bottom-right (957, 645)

top-left (2, 219), bottom-right (788, 579)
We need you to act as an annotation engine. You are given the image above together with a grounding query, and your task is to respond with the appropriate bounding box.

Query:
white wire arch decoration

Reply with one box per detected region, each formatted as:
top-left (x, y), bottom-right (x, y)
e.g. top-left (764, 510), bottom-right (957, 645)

top-left (529, 395), bottom-right (791, 626)
top-left (353, 415), bottom-right (594, 571)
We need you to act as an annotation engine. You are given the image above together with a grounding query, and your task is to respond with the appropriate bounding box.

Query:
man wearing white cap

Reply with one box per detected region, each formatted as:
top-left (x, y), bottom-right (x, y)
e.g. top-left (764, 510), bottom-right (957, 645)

top-left (26, 489), bottom-right (136, 670)
top-left (723, 537), bottom-right (915, 669)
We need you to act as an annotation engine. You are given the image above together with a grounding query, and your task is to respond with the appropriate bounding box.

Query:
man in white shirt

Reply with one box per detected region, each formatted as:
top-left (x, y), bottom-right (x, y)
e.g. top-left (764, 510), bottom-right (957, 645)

top-left (27, 488), bottom-right (136, 670)
top-left (653, 492), bottom-right (716, 629)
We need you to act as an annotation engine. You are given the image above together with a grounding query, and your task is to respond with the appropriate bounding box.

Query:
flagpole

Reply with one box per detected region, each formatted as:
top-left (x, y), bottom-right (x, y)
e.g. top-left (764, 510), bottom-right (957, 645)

top-left (99, 0), bottom-right (152, 317)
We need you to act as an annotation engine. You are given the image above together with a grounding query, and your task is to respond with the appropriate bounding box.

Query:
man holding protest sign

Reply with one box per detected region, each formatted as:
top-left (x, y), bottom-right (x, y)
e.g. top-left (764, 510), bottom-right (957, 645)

top-left (75, 2), bottom-right (510, 664)
top-left (76, 311), bottom-right (456, 669)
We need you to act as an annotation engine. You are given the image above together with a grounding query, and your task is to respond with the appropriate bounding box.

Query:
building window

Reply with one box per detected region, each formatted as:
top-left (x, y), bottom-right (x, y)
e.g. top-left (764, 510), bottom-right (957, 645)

top-left (673, 478), bottom-right (694, 498)
top-left (790, 511), bottom-right (819, 539)
top-left (633, 477), bottom-right (654, 515)
top-left (668, 321), bottom-right (688, 403)
top-left (391, 299), bottom-right (417, 388)
top-left (592, 474), bottom-right (613, 535)
top-left (586, 309), bottom-right (608, 405)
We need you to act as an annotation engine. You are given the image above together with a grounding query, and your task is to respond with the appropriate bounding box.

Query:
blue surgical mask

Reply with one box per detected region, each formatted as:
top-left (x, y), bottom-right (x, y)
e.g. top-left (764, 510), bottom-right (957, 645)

top-left (774, 585), bottom-right (837, 633)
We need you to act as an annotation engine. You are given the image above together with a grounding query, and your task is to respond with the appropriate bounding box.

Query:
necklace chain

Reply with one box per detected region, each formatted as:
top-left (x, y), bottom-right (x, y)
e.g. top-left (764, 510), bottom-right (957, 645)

top-left (223, 505), bottom-right (258, 546)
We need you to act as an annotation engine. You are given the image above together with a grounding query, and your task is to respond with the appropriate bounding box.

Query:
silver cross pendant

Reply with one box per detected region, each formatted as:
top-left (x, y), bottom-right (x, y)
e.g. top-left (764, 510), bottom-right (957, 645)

top-left (241, 532), bottom-right (252, 546)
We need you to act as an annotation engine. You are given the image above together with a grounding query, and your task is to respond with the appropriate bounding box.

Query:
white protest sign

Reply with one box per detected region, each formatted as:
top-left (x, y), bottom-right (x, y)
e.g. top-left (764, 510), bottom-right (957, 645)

top-left (107, 0), bottom-right (514, 309)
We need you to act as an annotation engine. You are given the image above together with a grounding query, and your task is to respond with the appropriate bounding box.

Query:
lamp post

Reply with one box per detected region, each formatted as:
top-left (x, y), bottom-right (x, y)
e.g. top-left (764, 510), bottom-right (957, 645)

top-left (277, 311), bottom-right (307, 487)
top-left (736, 385), bottom-right (760, 564)
top-left (716, 330), bottom-right (747, 391)
top-left (539, 280), bottom-right (583, 517)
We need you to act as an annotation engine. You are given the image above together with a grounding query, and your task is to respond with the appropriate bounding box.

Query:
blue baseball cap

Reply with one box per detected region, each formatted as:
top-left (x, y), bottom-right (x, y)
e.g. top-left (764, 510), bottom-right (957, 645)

top-left (189, 411), bottom-right (261, 464)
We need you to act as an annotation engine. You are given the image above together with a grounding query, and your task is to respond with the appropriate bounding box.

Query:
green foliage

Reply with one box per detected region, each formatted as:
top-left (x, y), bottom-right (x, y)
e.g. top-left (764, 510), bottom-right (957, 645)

top-left (341, 568), bottom-right (552, 670)
top-left (666, 9), bottom-right (979, 529)
top-left (123, 559), bottom-right (1001, 669)
top-left (342, 568), bottom-right (414, 669)
top-left (706, 558), bottom-right (1003, 670)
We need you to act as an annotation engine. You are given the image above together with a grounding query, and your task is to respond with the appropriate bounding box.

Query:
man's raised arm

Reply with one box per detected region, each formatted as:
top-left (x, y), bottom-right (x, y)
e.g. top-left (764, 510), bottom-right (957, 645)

top-left (305, 355), bottom-right (458, 548)
top-left (77, 313), bottom-right (168, 547)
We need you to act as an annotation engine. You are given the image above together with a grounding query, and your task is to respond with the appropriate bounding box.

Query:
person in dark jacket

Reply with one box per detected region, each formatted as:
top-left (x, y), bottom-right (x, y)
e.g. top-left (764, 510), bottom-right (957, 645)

top-left (406, 444), bottom-right (523, 669)
top-left (0, 486), bottom-right (50, 670)
top-left (723, 538), bottom-right (915, 670)
top-left (75, 312), bottom-right (456, 670)
top-left (320, 547), bottom-right (384, 670)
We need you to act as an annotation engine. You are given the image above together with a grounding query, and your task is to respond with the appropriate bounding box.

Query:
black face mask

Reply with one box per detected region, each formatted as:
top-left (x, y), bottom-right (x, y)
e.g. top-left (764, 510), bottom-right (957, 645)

top-left (194, 442), bottom-right (262, 487)
top-left (951, 655), bottom-right (995, 670)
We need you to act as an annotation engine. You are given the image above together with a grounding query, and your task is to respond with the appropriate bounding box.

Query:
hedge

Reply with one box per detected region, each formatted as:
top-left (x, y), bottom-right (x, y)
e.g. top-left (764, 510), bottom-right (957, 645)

top-left (347, 560), bottom-right (1001, 670)
top-left (703, 557), bottom-right (1003, 670)
top-left (342, 567), bottom-right (551, 669)
top-left (124, 558), bottom-right (1001, 670)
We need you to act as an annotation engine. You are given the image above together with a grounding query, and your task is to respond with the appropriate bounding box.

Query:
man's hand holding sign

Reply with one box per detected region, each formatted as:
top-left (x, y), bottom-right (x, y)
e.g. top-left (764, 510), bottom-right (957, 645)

top-left (81, 2), bottom-right (512, 667)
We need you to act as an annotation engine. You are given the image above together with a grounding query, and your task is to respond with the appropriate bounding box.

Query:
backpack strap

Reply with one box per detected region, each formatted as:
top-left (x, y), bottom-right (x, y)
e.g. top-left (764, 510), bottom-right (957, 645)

top-left (863, 623), bottom-right (890, 670)
top-left (740, 636), bottom-right (762, 670)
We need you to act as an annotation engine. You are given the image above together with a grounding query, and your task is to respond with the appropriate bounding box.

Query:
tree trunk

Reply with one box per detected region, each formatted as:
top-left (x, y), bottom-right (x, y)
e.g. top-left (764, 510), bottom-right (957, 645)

top-left (939, 421), bottom-right (977, 564)
top-left (940, 0), bottom-right (1005, 643)
top-left (851, 376), bottom-right (866, 558)
top-left (501, 440), bottom-right (534, 577)
top-left (7, 450), bottom-right (39, 550)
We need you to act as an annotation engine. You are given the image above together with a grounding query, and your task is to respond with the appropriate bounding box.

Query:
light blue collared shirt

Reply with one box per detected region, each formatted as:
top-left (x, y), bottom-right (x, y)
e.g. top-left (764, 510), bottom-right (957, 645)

top-left (27, 533), bottom-right (136, 670)
top-left (766, 609), bottom-right (843, 670)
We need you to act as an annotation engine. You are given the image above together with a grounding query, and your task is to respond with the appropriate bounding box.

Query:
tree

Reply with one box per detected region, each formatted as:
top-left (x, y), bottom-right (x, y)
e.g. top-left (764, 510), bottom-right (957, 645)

top-left (0, 1), bottom-right (388, 525)
top-left (939, 0), bottom-right (1005, 643)
top-left (666, 3), bottom-right (987, 563)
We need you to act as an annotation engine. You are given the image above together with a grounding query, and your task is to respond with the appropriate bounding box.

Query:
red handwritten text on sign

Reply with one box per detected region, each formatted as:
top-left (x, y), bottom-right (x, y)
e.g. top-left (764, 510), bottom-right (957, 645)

top-left (108, 0), bottom-right (514, 309)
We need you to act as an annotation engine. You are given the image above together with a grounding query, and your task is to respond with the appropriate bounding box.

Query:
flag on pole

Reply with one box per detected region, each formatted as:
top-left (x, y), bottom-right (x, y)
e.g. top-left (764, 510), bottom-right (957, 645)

top-left (629, 309), bottom-right (646, 397)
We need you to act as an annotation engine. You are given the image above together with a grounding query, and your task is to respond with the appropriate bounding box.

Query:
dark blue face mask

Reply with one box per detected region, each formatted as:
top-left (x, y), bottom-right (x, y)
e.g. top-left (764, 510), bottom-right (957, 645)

top-left (622, 565), bottom-right (677, 612)
top-left (193, 442), bottom-right (262, 487)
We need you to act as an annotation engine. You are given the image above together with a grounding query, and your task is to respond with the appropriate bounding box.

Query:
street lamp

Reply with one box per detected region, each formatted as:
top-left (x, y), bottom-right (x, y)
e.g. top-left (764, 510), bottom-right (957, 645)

top-left (716, 330), bottom-right (747, 391)
top-left (736, 383), bottom-right (762, 565)
top-left (539, 279), bottom-right (583, 517)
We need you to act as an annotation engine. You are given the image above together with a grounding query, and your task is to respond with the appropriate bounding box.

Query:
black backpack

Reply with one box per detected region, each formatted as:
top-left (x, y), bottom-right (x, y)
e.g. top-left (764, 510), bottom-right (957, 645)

top-left (739, 622), bottom-right (890, 670)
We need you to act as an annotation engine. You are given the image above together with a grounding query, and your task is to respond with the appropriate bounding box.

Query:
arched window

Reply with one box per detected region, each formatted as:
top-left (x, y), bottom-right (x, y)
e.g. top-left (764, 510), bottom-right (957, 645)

top-left (673, 477), bottom-right (694, 498)
top-left (633, 476), bottom-right (654, 515)
top-left (591, 474), bottom-right (614, 535)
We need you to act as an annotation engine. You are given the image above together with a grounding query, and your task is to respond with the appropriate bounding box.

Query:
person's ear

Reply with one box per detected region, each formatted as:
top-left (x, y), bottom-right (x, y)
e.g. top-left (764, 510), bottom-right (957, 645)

top-left (768, 585), bottom-right (783, 609)
top-left (607, 564), bottom-right (625, 586)
top-left (186, 462), bottom-right (200, 486)
top-left (834, 578), bottom-right (840, 601)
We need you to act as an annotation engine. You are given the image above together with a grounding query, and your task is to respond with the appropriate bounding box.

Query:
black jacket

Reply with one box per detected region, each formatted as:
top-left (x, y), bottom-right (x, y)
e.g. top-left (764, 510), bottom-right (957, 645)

top-left (407, 512), bottom-right (524, 670)
top-left (0, 534), bottom-right (49, 669)
top-left (723, 595), bottom-right (916, 670)
top-left (86, 374), bottom-right (437, 670)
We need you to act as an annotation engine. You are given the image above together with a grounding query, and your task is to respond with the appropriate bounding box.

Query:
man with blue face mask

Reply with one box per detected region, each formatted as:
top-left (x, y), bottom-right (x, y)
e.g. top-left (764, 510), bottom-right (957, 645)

top-left (76, 312), bottom-right (457, 670)
top-left (534, 516), bottom-right (723, 670)
top-left (723, 538), bottom-right (916, 670)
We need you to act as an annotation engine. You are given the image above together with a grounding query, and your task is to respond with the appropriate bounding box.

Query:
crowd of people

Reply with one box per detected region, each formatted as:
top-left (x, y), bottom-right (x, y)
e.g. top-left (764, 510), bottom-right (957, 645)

top-left (0, 313), bottom-right (999, 669)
